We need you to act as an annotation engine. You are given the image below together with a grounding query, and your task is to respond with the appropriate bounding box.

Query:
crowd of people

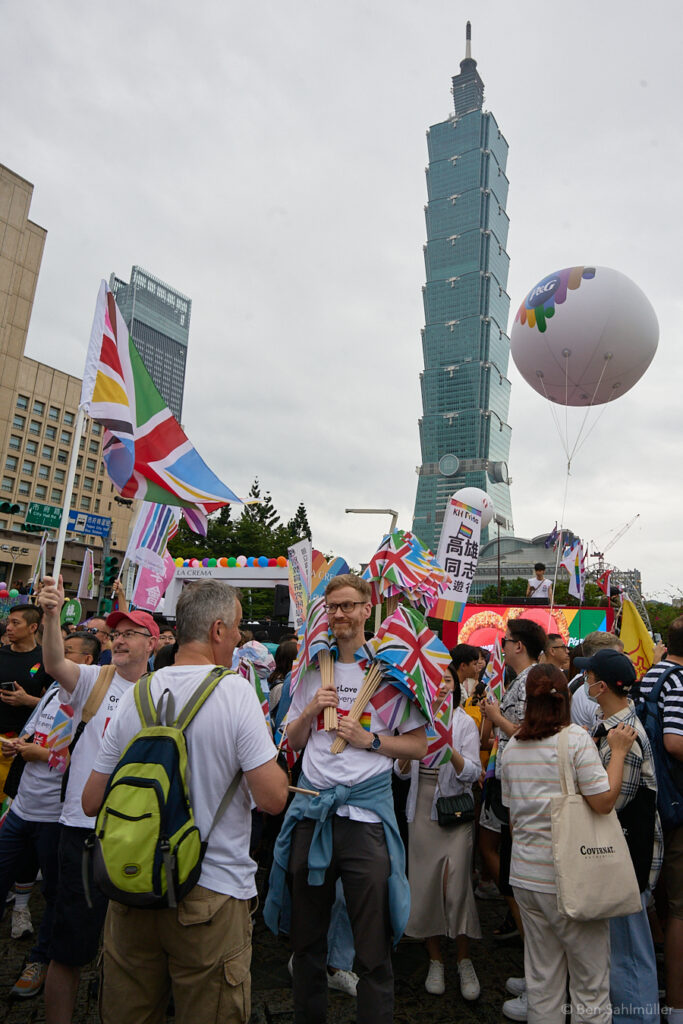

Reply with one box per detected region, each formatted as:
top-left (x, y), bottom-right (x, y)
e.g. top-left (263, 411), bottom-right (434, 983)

top-left (0, 575), bottom-right (680, 1024)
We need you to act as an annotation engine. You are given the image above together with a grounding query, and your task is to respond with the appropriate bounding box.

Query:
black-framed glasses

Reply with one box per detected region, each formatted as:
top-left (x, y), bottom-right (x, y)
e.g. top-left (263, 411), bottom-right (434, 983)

top-left (501, 636), bottom-right (513, 646)
top-left (550, 644), bottom-right (568, 652)
top-left (111, 629), bottom-right (152, 641)
top-left (325, 601), bottom-right (366, 615)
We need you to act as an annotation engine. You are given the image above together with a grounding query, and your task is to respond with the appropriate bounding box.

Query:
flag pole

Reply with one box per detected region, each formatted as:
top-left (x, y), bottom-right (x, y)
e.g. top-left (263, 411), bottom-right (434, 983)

top-left (52, 406), bottom-right (87, 580)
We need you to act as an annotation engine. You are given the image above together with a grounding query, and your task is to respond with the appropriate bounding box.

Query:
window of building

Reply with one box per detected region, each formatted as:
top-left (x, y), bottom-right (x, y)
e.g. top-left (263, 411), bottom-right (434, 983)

top-left (48, 406), bottom-right (60, 421)
top-left (29, 420), bottom-right (41, 436)
top-left (33, 401), bottom-right (45, 415)
top-left (18, 481), bottom-right (30, 496)
top-left (54, 469), bottom-right (65, 483)
top-left (57, 451), bottom-right (68, 464)
top-left (1, 477), bottom-right (14, 492)
top-left (21, 461), bottom-right (35, 476)
top-left (13, 415), bottom-right (25, 430)
top-left (83, 477), bottom-right (93, 491)
top-left (45, 426), bottom-right (56, 440)
top-left (35, 485), bottom-right (47, 500)
top-left (86, 458), bottom-right (96, 472)
top-left (60, 431), bottom-right (71, 445)
top-left (79, 437), bottom-right (85, 451)
top-left (38, 465), bottom-right (50, 480)
top-left (80, 496), bottom-right (91, 511)
top-left (26, 440), bottom-right (37, 455)
top-left (8, 436), bottom-right (21, 452)
top-left (77, 456), bottom-right (83, 468)
top-left (42, 445), bottom-right (54, 461)
top-left (94, 500), bottom-right (100, 512)
top-left (5, 457), bottom-right (18, 472)
top-left (91, 422), bottom-right (101, 436)
top-left (16, 396), bottom-right (29, 410)
top-left (89, 440), bottom-right (99, 454)
top-left (0, 520), bottom-right (6, 530)
top-left (97, 480), bottom-right (102, 494)
top-left (51, 489), bottom-right (63, 502)
top-left (63, 411), bottom-right (74, 425)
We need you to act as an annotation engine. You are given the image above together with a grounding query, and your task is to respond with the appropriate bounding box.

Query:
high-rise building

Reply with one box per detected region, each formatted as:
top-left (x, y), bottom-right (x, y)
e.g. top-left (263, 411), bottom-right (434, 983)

top-left (412, 25), bottom-right (514, 550)
top-left (0, 164), bottom-right (134, 594)
top-left (111, 267), bottom-right (191, 421)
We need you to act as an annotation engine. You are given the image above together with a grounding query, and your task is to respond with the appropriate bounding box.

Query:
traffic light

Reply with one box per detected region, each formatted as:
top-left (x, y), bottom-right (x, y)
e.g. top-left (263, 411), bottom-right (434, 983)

top-left (98, 598), bottom-right (113, 616)
top-left (101, 556), bottom-right (120, 587)
top-left (20, 524), bottom-right (43, 533)
top-left (0, 502), bottom-right (20, 515)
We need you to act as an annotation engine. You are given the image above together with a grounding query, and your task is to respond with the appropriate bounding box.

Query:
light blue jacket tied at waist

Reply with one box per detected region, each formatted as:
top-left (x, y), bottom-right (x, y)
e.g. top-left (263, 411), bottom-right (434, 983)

top-left (263, 769), bottom-right (410, 946)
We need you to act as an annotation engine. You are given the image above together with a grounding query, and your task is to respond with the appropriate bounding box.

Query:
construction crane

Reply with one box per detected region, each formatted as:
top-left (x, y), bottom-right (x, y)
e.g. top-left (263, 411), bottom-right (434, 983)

top-left (591, 514), bottom-right (640, 572)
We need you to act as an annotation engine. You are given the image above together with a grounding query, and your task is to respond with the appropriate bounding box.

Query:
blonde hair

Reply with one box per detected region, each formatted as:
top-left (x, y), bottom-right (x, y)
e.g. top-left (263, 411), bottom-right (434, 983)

top-left (325, 573), bottom-right (371, 602)
top-left (582, 631), bottom-right (623, 656)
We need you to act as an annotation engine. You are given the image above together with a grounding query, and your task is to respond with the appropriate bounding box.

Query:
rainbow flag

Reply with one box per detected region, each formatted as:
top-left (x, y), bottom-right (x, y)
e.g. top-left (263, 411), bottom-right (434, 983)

top-left (81, 282), bottom-right (244, 514)
top-left (423, 692), bottom-right (453, 768)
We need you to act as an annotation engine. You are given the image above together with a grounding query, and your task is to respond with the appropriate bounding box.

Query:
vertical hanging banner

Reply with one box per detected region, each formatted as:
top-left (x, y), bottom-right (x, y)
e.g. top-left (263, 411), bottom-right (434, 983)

top-left (77, 548), bottom-right (96, 600)
top-left (430, 497), bottom-right (482, 622)
top-left (132, 550), bottom-right (177, 613)
top-left (288, 539), bottom-right (312, 631)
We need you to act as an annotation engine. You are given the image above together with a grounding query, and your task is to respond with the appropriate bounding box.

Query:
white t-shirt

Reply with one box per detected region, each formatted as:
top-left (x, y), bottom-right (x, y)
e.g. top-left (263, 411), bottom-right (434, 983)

top-left (94, 665), bottom-right (277, 899)
top-left (527, 577), bottom-right (551, 599)
top-left (289, 661), bottom-right (425, 824)
top-left (59, 664), bottom-right (138, 829)
top-left (500, 724), bottom-right (609, 894)
top-left (11, 686), bottom-right (63, 823)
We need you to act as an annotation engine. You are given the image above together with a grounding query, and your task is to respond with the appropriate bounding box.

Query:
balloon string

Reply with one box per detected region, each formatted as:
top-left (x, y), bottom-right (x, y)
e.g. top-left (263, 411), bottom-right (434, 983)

top-left (572, 389), bottom-right (618, 459)
top-left (550, 459), bottom-right (571, 614)
top-left (537, 375), bottom-right (571, 462)
top-left (567, 357), bottom-right (611, 463)
top-left (564, 353), bottom-right (569, 459)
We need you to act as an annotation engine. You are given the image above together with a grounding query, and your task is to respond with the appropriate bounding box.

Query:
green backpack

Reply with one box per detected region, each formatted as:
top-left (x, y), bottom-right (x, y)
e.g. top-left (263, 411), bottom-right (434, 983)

top-left (87, 666), bottom-right (242, 909)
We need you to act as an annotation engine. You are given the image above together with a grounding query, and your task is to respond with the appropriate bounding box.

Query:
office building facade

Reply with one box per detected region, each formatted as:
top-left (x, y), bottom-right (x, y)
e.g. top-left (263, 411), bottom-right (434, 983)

top-left (0, 164), bottom-right (133, 594)
top-left (111, 266), bottom-right (191, 421)
top-left (413, 25), bottom-right (514, 550)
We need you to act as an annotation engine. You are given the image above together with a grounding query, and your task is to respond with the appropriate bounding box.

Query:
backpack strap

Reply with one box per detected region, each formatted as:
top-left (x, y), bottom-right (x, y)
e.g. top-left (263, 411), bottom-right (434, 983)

top-left (206, 768), bottom-right (244, 839)
top-left (646, 664), bottom-right (682, 708)
top-left (134, 673), bottom-right (158, 728)
top-left (82, 665), bottom-right (116, 723)
top-left (173, 667), bottom-right (234, 731)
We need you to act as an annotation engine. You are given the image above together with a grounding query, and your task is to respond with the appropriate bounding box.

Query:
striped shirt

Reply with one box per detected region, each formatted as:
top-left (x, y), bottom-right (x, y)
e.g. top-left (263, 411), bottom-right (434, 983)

top-left (638, 660), bottom-right (683, 737)
top-left (595, 701), bottom-right (663, 891)
top-left (500, 724), bottom-right (608, 894)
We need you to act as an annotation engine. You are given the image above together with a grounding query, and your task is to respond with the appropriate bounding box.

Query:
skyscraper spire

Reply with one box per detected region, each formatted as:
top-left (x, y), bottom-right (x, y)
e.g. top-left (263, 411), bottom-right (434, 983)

top-left (465, 20), bottom-right (472, 60)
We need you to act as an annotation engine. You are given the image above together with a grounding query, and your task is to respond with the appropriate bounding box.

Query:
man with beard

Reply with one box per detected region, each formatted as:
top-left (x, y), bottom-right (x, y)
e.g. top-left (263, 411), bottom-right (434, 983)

top-left (265, 574), bottom-right (427, 1024)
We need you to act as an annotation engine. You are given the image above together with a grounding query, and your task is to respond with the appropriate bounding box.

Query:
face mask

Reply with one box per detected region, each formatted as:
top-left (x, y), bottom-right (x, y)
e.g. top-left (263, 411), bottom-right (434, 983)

top-left (584, 679), bottom-right (600, 704)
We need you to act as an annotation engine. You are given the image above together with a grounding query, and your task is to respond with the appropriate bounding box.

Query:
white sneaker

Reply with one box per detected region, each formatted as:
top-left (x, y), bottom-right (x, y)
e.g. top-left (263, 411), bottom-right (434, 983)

top-left (502, 991), bottom-right (528, 1021)
top-left (457, 958), bottom-right (480, 1000)
top-left (425, 959), bottom-right (445, 995)
top-left (505, 977), bottom-right (526, 997)
top-left (11, 907), bottom-right (33, 940)
top-left (327, 969), bottom-right (358, 996)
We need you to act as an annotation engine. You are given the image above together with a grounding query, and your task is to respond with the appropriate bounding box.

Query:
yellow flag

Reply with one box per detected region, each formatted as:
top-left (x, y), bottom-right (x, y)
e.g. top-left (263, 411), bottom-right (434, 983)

top-left (619, 598), bottom-right (654, 680)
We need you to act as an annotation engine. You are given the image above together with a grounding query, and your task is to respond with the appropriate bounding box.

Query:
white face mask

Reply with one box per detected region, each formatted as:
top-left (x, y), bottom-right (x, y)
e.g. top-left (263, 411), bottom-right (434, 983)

top-left (584, 678), bottom-right (601, 704)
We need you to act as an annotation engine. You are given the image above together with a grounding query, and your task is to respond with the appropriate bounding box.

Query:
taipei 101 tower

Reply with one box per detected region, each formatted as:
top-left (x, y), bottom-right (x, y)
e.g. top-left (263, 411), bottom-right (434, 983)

top-left (412, 24), bottom-right (514, 549)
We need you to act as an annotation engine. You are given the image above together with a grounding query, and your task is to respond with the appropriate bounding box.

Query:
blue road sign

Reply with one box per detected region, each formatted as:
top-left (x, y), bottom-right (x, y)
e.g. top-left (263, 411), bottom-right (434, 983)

top-left (66, 510), bottom-right (112, 537)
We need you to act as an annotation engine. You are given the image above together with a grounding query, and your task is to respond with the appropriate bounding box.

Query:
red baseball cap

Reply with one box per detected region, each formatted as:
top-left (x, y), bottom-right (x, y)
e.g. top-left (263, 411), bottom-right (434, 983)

top-left (106, 609), bottom-right (160, 640)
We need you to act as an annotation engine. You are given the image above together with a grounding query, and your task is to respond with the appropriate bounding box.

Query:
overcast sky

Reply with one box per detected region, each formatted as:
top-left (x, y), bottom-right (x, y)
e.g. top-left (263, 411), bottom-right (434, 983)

top-left (2, 0), bottom-right (682, 600)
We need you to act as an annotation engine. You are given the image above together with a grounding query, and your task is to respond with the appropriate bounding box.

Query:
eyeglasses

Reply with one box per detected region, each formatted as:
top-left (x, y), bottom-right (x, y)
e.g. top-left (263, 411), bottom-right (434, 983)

top-left (84, 626), bottom-right (110, 637)
top-left (550, 644), bottom-right (568, 652)
top-left (501, 637), bottom-right (514, 646)
top-left (325, 601), bottom-right (366, 615)
top-left (111, 629), bottom-right (152, 641)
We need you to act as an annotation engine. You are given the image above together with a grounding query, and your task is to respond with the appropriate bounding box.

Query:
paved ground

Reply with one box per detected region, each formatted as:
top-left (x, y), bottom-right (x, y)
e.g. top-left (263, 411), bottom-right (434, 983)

top-left (0, 876), bottom-right (523, 1023)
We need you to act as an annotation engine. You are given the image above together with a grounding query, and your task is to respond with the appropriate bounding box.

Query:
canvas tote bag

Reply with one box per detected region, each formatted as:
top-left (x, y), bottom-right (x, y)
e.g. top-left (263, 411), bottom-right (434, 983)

top-left (550, 726), bottom-right (641, 921)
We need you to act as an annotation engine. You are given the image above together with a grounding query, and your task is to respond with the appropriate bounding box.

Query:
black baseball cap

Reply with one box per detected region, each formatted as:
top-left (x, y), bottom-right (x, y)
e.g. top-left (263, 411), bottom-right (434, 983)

top-left (573, 649), bottom-right (637, 691)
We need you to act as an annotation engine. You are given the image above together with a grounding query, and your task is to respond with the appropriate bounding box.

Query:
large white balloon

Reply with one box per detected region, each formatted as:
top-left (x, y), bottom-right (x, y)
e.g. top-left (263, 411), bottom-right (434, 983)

top-left (453, 488), bottom-right (494, 528)
top-left (510, 266), bottom-right (659, 406)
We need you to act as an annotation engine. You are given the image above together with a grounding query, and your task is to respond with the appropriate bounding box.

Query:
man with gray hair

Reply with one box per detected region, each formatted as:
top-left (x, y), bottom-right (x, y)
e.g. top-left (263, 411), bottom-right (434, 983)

top-left (570, 631), bottom-right (624, 730)
top-left (82, 580), bottom-right (288, 1024)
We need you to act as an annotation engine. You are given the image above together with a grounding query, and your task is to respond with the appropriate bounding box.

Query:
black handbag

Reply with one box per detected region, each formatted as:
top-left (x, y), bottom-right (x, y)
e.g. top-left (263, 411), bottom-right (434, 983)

top-left (617, 784), bottom-right (657, 892)
top-left (436, 792), bottom-right (475, 827)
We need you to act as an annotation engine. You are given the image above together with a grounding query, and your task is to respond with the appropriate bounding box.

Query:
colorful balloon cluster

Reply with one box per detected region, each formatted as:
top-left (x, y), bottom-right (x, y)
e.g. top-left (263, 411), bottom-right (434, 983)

top-left (173, 555), bottom-right (288, 569)
top-left (0, 586), bottom-right (19, 600)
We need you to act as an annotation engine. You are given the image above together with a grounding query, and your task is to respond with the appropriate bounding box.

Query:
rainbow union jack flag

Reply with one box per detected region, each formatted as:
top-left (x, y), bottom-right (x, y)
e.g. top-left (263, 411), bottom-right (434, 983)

top-left (289, 596), bottom-right (335, 694)
top-left (81, 282), bottom-right (244, 514)
top-left (423, 691), bottom-right (453, 768)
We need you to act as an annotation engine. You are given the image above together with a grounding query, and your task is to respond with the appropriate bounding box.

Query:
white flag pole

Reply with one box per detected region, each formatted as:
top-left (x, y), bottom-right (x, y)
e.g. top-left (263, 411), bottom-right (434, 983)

top-left (52, 405), bottom-right (87, 580)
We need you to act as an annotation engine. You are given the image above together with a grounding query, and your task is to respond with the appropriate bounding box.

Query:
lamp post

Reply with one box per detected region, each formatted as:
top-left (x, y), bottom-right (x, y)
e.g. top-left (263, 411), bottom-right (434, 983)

top-left (493, 514), bottom-right (508, 603)
top-left (0, 545), bottom-right (30, 590)
top-left (345, 508), bottom-right (399, 630)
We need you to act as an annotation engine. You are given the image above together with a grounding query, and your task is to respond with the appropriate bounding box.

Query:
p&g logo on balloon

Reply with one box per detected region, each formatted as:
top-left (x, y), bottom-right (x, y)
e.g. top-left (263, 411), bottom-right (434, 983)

top-left (515, 265), bottom-right (596, 333)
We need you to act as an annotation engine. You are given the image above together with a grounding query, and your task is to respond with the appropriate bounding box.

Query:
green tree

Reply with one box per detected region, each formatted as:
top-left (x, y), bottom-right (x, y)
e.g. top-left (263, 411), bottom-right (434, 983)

top-left (645, 601), bottom-right (681, 640)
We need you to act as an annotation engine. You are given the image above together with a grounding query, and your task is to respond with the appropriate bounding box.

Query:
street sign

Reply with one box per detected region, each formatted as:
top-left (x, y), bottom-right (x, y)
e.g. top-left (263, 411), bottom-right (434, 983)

top-left (25, 501), bottom-right (62, 529)
top-left (66, 511), bottom-right (112, 538)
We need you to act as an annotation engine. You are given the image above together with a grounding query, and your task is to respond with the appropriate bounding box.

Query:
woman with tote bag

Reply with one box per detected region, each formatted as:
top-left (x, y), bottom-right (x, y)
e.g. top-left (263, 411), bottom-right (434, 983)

top-left (499, 664), bottom-right (638, 1024)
